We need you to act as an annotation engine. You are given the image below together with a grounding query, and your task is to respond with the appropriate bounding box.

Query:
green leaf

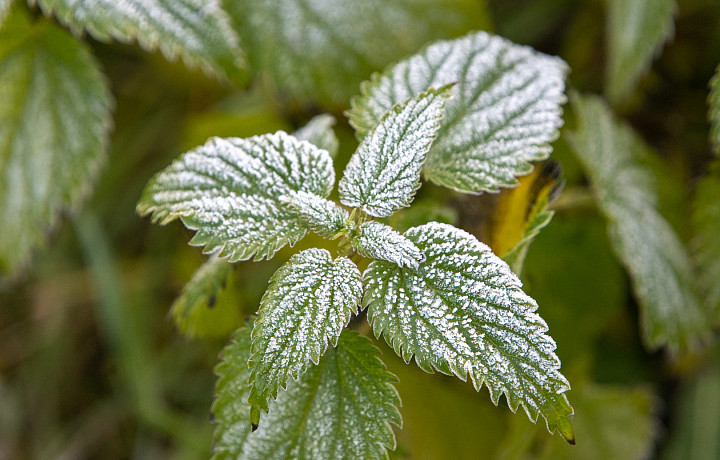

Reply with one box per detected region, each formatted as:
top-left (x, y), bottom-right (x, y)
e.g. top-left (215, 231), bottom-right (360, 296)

top-left (709, 63), bottom-right (720, 157)
top-left (281, 191), bottom-right (349, 239)
top-left (568, 93), bottom-right (710, 353)
top-left (0, 9), bottom-right (111, 275)
top-left (248, 248), bottom-right (363, 418)
top-left (353, 221), bottom-right (425, 269)
top-left (348, 31), bottom-right (569, 194)
top-left (692, 164), bottom-right (720, 319)
top-left (339, 88), bottom-right (449, 217)
top-left (137, 131), bottom-right (335, 262)
top-left (224, 0), bottom-right (491, 105)
top-left (170, 254), bottom-right (243, 339)
top-left (32, 0), bottom-right (245, 79)
top-left (364, 222), bottom-right (574, 441)
top-left (213, 326), bottom-right (401, 460)
top-left (606, 0), bottom-right (675, 103)
top-left (293, 114), bottom-right (339, 158)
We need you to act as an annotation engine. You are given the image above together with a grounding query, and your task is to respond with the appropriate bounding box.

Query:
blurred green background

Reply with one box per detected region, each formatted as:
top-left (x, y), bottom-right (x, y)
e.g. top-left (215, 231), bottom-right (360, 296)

top-left (2, 0), bottom-right (720, 458)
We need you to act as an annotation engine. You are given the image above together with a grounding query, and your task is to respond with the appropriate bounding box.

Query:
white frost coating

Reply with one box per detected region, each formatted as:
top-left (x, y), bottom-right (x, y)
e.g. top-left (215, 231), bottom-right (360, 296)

top-left (248, 249), bottom-right (363, 413)
top-left (281, 191), bottom-right (349, 239)
top-left (363, 222), bottom-right (573, 432)
top-left (292, 114), bottom-right (339, 158)
top-left (570, 94), bottom-right (709, 353)
top-left (354, 221), bottom-right (425, 269)
top-left (137, 131), bottom-right (335, 262)
top-left (339, 88), bottom-right (448, 217)
top-left (213, 329), bottom-right (400, 460)
top-left (349, 31), bottom-right (569, 193)
top-left (32, 0), bottom-right (243, 77)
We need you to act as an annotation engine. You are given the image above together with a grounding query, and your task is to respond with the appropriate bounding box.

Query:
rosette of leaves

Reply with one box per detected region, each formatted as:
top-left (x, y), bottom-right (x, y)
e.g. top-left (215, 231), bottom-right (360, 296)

top-left (138, 30), bottom-right (573, 458)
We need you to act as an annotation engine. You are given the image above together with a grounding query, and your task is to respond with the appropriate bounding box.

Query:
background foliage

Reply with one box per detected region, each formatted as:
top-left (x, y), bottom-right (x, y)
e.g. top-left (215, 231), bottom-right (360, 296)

top-left (1, 0), bottom-right (720, 458)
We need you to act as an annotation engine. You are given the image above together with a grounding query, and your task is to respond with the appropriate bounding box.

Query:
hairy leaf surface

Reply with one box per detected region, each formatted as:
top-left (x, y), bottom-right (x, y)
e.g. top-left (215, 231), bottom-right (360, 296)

top-left (364, 222), bottom-right (574, 441)
top-left (606, 0), bottom-right (675, 103)
top-left (281, 191), bottom-right (349, 239)
top-left (692, 165), bottom-right (720, 319)
top-left (348, 31), bottom-right (568, 193)
top-left (0, 10), bottom-right (111, 275)
top-left (293, 114), bottom-right (339, 158)
top-left (339, 88), bottom-right (448, 217)
top-left (33, 0), bottom-right (244, 79)
top-left (171, 254), bottom-right (242, 338)
top-left (225, 0), bottom-right (490, 105)
top-left (569, 93), bottom-right (709, 353)
top-left (248, 249), bottom-right (363, 418)
top-left (137, 132), bottom-right (334, 261)
top-left (353, 221), bottom-right (425, 269)
top-left (710, 64), bottom-right (720, 156)
top-left (213, 327), bottom-right (400, 460)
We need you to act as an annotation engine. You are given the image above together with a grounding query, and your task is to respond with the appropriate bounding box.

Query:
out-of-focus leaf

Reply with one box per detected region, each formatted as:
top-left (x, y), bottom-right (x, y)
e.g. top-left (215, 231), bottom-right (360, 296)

top-left (365, 222), bottom-right (574, 442)
top-left (349, 31), bottom-right (568, 193)
top-left (0, 0), bottom-right (11, 27)
top-left (292, 114), bottom-right (339, 158)
top-left (225, 0), bottom-right (491, 106)
top-left (710, 64), bottom-right (720, 156)
top-left (497, 383), bottom-right (657, 460)
top-left (137, 132), bottom-right (335, 262)
top-left (662, 356), bottom-right (720, 460)
top-left (606, 0), bottom-right (676, 103)
top-left (248, 249), bottom-right (362, 421)
top-left (692, 163), bottom-right (720, 319)
top-left (0, 9), bottom-right (111, 276)
top-left (568, 93), bottom-right (709, 353)
top-left (33, 0), bottom-right (245, 80)
top-left (213, 326), bottom-right (401, 459)
top-left (170, 254), bottom-right (243, 339)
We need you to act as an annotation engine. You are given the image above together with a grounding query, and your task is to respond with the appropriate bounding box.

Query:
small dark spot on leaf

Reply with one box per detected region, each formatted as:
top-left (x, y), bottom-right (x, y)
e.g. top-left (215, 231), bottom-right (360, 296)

top-left (208, 295), bottom-right (217, 309)
top-left (209, 411), bottom-right (216, 422)
top-left (251, 422), bottom-right (259, 432)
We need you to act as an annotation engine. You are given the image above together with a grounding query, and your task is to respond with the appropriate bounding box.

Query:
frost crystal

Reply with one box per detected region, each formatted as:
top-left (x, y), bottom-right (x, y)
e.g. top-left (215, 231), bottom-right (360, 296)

top-left (339, 88), bottom-right (449, 217)
top-left (281, 191), bottom-right (349, 239)
top-left (213, 327), bottom-right (400, 460)
top-left (364, 222), bottom-right (573, 437)
top-left (353, 221), bottom-right (425, 269)
top-left (137, 131), bottom-right (335, 262)
top-left (248, 248), bottom-right (363, 416)
top-left (348, 30), bottom-right (568, 193)
top-left (569, 94), bottom-right (709, 353)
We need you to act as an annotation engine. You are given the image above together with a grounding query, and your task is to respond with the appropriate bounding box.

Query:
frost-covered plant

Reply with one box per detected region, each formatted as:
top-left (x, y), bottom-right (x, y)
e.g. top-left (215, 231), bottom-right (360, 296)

top-left (138, 31), bottom-right (574, 458)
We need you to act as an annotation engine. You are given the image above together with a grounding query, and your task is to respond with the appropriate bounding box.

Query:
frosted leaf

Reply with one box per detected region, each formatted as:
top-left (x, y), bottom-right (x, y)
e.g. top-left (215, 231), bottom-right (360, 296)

top-left (339, 88), bottom-right (449, 217)
top-left (691, 166), bottom-right (720, 319)
top-left (213, 327), bottom-right (400, 460)
top-left (353, 221), bottom-right (425, 269)
top-left (293, 114), bottom-right (339, 158)
top-left (364, 222), bottom-right (574, 441)
top-left (569, 93), bottom-right (710, 353)
top-left (32, 0), bottom-right (244, 79)
top-left (225, 0), bottom-right (490, 105)
top-left (248, 249), bottom-right (363, 419)
top-left (710, 64), bottom-right (720, 157)
top-left (348, 31), bottom-right (568, 193)
top-left (606, 0), bottom-right (675, 103)
top-left (281, 191), bottom-right (349, 239)
top-left (0, 9), bottom-right (111, 275)
top-left (137, 131), bottom-right (334, 262)
top-left (170, 254), bottom-right (242, 339)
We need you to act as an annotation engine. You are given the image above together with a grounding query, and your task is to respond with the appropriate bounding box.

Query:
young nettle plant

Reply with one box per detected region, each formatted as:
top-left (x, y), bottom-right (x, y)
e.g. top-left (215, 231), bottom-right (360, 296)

top-left (138, 31), bottom-right (574, 458)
